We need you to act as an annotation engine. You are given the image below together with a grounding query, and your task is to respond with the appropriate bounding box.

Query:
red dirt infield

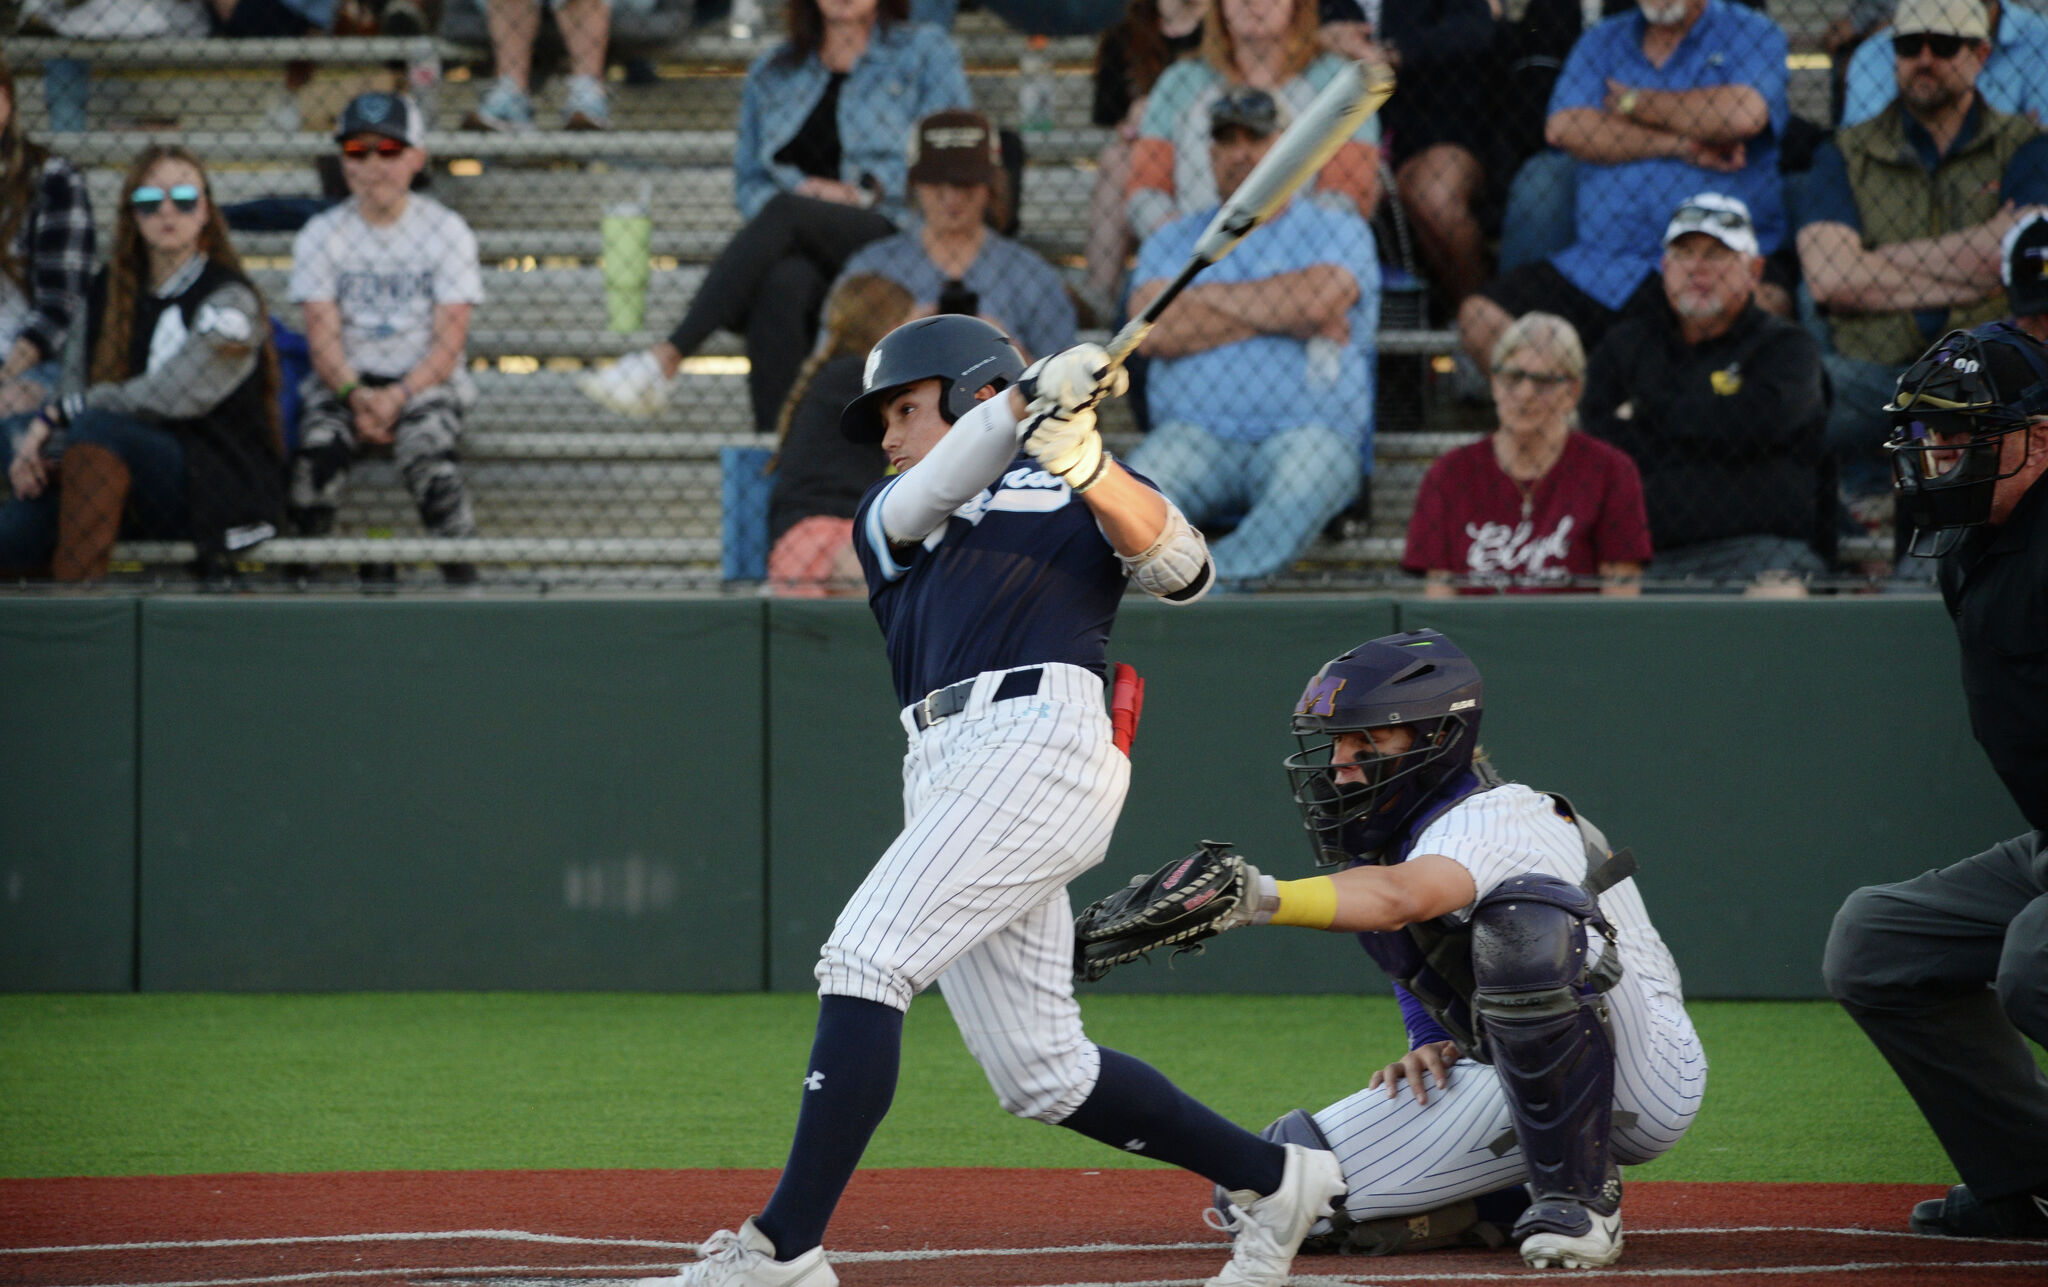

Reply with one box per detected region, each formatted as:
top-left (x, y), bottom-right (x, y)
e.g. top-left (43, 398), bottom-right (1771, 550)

top-left (5, 1170), bottom-right (2047, 1287)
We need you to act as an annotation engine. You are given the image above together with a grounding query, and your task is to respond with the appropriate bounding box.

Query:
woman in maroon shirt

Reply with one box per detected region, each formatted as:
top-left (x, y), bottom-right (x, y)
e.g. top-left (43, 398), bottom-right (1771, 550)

top-left (1404, 312), bottom-right (1651, 594)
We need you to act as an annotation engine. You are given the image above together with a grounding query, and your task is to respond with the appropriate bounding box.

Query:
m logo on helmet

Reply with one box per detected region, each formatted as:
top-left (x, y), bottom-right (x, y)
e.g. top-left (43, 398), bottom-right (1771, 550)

top-left (1297, 675), bottom-right (1346, 718)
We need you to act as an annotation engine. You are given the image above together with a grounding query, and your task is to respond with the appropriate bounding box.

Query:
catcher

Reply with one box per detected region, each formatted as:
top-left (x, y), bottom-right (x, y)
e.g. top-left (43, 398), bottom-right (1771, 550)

top-left (1075, 629), bottom-right (1706, 1270)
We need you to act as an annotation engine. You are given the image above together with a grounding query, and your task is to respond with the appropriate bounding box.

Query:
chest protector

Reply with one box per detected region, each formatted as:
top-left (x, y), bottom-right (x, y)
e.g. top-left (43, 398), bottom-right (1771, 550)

top-left (1352, 767), bottom-right (1638, 1059)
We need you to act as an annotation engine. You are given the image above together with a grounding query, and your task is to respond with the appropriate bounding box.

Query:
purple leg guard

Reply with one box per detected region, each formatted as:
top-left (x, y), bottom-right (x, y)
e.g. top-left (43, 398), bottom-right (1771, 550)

top-left (1470, 876), bottom-right (1620, 1237)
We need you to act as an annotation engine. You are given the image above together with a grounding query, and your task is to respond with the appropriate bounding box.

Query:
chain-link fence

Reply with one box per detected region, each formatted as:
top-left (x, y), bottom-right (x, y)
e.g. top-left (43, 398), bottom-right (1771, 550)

top-left (0, 0), bottom-right (2039, 594)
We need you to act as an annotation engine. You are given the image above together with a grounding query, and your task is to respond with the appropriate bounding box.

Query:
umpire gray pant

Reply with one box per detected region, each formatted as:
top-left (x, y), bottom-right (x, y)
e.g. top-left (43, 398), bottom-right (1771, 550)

top-left (1824, 830), bottom-right (2048, 1201)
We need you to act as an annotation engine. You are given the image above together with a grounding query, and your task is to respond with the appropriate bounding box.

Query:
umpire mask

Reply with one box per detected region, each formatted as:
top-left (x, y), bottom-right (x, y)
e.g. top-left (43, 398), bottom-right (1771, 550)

top-left (1887, 323), bottom-right (2048, 557)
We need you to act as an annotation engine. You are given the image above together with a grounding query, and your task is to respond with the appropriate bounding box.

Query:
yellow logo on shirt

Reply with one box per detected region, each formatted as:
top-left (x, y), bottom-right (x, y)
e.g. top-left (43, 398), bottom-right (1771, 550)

top-left (1711, 367), bottom-right (1742, 396)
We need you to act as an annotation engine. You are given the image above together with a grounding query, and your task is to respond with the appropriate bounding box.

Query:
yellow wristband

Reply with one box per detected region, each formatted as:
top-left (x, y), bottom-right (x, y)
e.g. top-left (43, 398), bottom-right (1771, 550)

top-left (1270, 876), bottom-right (1338, 930)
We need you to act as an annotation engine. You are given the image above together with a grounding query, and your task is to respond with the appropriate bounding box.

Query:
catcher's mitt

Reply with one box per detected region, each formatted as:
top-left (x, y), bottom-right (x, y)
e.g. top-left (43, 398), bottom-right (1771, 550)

top-left (1073, 840), bottom-right (1256, 983)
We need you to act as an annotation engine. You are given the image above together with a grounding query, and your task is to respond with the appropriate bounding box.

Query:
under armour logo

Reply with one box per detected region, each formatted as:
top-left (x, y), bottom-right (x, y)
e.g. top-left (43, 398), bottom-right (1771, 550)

top-left (1122, 1138), bottom-right (1147, 1152)
top-left (804, 1071), bottom-right (825, 1091)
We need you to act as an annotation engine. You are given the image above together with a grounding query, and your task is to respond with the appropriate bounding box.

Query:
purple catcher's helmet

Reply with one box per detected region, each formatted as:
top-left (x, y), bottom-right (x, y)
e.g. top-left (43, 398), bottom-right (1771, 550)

top-left (1886, 321), bottom-right (2048, 557)
top-left (1284, 630), bottom-right (1484, 864)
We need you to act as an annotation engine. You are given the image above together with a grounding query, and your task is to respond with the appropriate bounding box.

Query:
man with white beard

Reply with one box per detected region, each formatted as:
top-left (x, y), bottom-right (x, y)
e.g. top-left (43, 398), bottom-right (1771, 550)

top-left (1457, 0), bottom-right (1791, 375)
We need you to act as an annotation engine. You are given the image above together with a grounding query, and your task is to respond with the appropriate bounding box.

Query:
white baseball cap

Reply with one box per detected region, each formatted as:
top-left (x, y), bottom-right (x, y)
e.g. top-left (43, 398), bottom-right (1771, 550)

top-left (1893, 0), bottom-right (1989, 41)
top-left (1664, 192), bottom-right (1760, 257)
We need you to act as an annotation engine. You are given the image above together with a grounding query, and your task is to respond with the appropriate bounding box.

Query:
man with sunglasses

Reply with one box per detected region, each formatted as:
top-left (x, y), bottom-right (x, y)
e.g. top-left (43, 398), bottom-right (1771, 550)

top-left (1822, 320), bottom-right (2048, 1240)
top-left (1582, 193), bottom-right (1830, 586)
top-left (1795, 0), bottom-right (2048, 506)
top-left (286, 92), bottom-right (486, 584)
top-left (1841, 0), bottom-right (2048, 129)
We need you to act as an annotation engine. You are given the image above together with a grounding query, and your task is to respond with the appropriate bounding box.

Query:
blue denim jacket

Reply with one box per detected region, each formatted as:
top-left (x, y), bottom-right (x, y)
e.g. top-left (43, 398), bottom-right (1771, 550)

top-left (736, 21), bottom-right (972, 226)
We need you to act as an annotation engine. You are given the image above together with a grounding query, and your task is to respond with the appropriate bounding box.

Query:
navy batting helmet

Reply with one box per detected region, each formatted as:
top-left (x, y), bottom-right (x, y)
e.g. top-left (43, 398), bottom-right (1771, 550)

top-left (840, 314), bottom-right (1025, 444)
top-left (1284, 630), bottom-right (1484, 864)
top-left (1886, 321), bottom-right (2048, 556)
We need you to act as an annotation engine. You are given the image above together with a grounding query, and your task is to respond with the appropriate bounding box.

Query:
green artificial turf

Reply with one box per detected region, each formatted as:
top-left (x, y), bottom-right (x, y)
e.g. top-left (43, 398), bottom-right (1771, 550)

top-left (0, 992), bottom-right (1998, 1181)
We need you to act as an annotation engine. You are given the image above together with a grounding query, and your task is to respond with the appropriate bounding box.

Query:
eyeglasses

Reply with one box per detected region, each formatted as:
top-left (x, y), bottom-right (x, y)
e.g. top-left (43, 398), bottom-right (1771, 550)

top-left (1494, 366), bottom-right (1575, 389)
top-left (1892, 32), bottom-right (1972, 59)
top-left (130, 184), bottom-right (201, 215)
top-left (340, 136), bottom-right (408, 160)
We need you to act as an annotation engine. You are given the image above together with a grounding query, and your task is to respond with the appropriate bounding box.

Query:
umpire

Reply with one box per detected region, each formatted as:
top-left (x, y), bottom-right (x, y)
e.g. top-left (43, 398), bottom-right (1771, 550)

top-left (1823, 319), bottom-right (2048, 1239)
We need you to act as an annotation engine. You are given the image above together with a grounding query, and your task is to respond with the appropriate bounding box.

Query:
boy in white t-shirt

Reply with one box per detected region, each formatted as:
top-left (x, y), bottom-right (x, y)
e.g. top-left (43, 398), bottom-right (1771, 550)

top-left (287, 93), bottom-right (486, 581)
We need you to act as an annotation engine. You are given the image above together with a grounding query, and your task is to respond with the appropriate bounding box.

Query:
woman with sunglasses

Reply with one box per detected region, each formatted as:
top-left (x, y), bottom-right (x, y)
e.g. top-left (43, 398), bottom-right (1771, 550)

top-left (1402, 312), bottom-right (1649, 594)
top-left (0, 60), bottom-right (94, 421)
top-left (0, 145), bottom-right (283, 583)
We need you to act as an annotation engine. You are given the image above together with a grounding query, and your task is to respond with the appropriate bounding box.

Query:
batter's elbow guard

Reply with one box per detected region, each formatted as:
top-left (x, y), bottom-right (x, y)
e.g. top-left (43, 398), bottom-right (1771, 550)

top-left (1120, 502), bottom-right (1213, 602)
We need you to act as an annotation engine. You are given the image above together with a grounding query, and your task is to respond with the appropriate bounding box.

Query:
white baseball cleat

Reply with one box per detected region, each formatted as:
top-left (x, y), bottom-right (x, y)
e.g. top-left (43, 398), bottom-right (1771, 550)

top-left (577, 349), bottom-right (674, 418)
top-left (637, 1218), bottom-right (838, 1287)
top-left (1203, 1142), bottom-right (1348, 1287)
top-left (1520, 1206), bottom-right (1624, 1269)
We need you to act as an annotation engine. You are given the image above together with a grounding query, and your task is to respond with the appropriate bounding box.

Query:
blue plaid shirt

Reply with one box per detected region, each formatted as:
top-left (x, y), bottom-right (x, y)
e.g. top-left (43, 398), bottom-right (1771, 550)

top-left (7, 154), bottom-right (95, 364)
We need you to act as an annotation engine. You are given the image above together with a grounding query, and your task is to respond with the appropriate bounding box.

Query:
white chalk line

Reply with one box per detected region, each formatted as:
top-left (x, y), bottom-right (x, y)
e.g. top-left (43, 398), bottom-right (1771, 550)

top-left (29, 1260), bottom-right (2048, 1287)
top-left (7, 1227), bottom-right (2046, 1287)
top-left (10, 1224), bottom-right (2048, 1257)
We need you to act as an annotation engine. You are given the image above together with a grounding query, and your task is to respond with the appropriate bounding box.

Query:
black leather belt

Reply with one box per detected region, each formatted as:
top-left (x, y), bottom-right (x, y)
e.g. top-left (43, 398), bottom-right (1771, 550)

top-left (913, 667), bottom-right (1043, 732)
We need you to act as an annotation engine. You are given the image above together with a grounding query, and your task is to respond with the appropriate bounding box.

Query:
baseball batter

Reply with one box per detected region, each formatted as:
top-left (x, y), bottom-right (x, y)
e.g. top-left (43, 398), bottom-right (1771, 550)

top-left (641, 315), bottom-right (1345, 1287)
top-left (1143, 630), bottom-right (1706, 1269)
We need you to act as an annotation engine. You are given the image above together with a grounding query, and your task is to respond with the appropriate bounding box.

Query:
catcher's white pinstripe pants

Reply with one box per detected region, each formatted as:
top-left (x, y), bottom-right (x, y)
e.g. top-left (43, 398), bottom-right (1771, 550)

top-left (1312, 971), bottom-right (1706, 1220)
top-left (815, 661), bottom-right (1127, 1123)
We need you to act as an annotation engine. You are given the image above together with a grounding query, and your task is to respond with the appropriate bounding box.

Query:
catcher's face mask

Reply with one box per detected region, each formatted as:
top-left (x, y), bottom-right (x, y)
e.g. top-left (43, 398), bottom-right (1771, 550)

top-left (1887, 325), bottom-right (2048, 557)
top-left (1285, 717), bottom-right (1466, 866)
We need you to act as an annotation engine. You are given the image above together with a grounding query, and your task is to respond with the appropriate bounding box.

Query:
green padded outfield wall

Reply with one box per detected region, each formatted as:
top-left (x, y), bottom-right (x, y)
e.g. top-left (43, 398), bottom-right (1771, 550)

top-left (134, 598), bottom-right (766, 991)
top-left (0, 596), bottom-right (2015, 997)
top-left (0, 599), bottom-right (138, 990)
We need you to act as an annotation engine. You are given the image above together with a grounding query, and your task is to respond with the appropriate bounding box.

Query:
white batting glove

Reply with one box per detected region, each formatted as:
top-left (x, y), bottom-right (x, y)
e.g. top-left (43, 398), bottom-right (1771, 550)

top-left (1016, 342), bottom-right (1129, 420)
top-left (1022, 405), bottom-right (1112, 492)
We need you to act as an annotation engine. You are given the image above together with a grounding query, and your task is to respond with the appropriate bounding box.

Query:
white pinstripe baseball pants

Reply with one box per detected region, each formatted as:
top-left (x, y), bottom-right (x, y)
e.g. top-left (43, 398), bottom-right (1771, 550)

top-left (816, 662), bottom-right (1128, 1124)
top-left (1312, 975), bottom-right (1706, 1220)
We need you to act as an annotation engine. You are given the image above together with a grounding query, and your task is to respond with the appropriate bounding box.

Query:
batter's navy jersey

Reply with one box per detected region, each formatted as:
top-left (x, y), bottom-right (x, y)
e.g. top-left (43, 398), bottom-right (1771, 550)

top-left (855, 454), bottom-right (1146, 705)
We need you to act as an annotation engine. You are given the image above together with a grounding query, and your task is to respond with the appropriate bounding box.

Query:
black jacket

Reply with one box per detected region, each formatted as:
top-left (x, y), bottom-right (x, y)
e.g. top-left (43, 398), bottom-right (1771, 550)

top-left (1940, 479), bottom-right (2048, 832)
top-left (1582, 298), bottom-right (1829, 552)
top-left (82, 259), bottom-right (283, 557)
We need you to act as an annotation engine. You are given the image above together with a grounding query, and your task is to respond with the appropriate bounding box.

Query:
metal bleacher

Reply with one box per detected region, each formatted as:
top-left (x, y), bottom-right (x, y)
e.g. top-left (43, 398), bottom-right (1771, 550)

top-left (11, 7), bottom-right (1863, 588)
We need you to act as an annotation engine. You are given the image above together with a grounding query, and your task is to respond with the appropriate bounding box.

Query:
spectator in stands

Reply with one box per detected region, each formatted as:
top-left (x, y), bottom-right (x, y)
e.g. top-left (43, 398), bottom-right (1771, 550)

top-left (765, 273), bottom-right (912, 596)
top-left (1457, 0), bottom-right (1790, 374)
top-left (0, 145), bottom-right (282, 583)
top-left (464, 0), bottom-right (614, 131)
top-left (286, 93), bottom-right (485, 585)
top-left (1841, 0), bottom-right (2048, 128)
top-left (1319, 0), bottom-right (1502, 311)
top-left (1084, 0), bottom-right (1206, 319)
top-left (836, 111), bottom-right (1075, 361)
top-left (1796, 0), bottom-right (2048, 501)
top-left (1585, 194), bottom-right (1830, 587)
top-left (1404, 312), bottom-right (1650, 594)
top-left (2009, 210), bottom-right (2048, 339)
top-left (1126, 0), bottom-right (1381, 244)
top-left (1123, 87), bottom-right (1379, 583)
top-left (577, 0), bottom-right (969, 430)
top-left (0, 62), bottom-right (93, 420)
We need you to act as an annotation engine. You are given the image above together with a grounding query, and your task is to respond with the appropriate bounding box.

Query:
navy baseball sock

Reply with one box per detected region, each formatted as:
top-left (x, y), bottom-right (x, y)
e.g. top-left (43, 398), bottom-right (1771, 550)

top-left (754, 994), bottom-right (904, 1259)
top-left (1059, 1046), bottom-right (1286, 1195)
